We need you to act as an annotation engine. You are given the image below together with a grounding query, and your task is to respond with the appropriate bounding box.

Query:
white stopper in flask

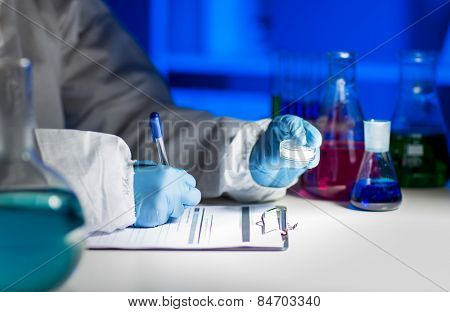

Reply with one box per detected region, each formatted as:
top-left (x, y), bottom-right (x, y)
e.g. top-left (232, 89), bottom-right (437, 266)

top-left (279, 139), bottom-right (315, 166)
top-left (364, 120), bottom-right (391, 153)
top-left (336, 78), bottom-right (346, 103)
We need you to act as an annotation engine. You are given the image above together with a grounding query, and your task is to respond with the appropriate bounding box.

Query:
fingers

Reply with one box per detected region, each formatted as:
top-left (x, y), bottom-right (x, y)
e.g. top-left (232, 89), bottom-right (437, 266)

top-left (175, 171), bottom-right (199, 204)
top-left (181, 184), bottom-right (201, 206)
top-left (183, 173), bottom-right (197, 187)
top-left (171, 185), bottom-right (201, 218)
top-left (288, 118), bottom-right (307, 145)
top-left (162, 169), bottom-right (200, 219)
top-left (277, 115), bottom-right (322, 149)
top-left (169, 167), bottom-right (196, 187)
top-left (307, 148), bottom-right (321, 169)
top-left (169, 204), bottom-right (184, 219)
top-left (171, 172), bottom-right (200, 218)
top-left (276, 115), bottom-right (305, 143)
top-left (303, 120), bottom-right (323, 148)
top-left (134, 200), bottom-right (162, 228)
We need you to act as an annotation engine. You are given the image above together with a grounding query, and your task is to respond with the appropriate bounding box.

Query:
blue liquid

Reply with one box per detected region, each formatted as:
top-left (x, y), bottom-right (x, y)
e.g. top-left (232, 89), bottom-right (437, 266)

top-left (281, 100), bottom-right (298, 115)
top-left (302, 100), bottom-right (320, 121)
top-left (0, 189), bottom-right (84, 291)
top-left (350, 179), bottom-right (402, 211)
top-left (280, 100), bottom-right (320, 119)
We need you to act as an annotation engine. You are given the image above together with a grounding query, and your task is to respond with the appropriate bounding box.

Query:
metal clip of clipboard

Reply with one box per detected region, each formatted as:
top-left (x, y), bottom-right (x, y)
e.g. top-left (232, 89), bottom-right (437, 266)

top-left (256, 206), bottom-right (292, 250)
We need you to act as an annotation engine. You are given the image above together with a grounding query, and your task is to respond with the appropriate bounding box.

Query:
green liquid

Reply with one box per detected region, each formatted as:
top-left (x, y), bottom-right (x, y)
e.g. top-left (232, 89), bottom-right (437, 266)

top-left (272, 95), bottom-right (282, 117)
top-left (391, 133), bottom-right (449, 187)
top-left (0, 189), bottom-right (85, 291)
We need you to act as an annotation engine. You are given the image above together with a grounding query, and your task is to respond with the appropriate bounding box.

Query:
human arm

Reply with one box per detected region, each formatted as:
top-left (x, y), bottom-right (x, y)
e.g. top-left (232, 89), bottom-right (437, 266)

top-left (58, 0), bottom-right (318, 202)
top-left (35, 129), bottom-right (200, 232)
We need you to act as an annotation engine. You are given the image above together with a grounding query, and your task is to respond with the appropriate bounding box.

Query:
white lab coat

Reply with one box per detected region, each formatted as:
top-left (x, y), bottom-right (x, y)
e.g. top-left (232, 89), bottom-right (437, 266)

top-left (1, 0), bottom-right (287, 232)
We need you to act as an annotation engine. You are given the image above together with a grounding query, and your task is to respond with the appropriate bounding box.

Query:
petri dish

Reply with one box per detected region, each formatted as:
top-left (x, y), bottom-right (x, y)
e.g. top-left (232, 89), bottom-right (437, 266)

top-left (279, 139), bottom-right (315, 167)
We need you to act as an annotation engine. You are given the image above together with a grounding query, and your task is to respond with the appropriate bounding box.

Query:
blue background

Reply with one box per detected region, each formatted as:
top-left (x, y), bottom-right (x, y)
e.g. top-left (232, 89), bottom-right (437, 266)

top-left (103, 0), bottom-right (450, 128)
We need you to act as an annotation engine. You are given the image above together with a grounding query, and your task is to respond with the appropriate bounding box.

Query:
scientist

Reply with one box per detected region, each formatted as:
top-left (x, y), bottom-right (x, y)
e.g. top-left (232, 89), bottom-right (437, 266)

top-left (0, 0), bottom-right (322, 232)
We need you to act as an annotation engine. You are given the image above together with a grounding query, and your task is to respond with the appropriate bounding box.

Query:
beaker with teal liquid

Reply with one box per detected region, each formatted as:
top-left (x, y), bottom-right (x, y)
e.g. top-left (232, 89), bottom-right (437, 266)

top-left (0, 59), bottom-right (85, 291)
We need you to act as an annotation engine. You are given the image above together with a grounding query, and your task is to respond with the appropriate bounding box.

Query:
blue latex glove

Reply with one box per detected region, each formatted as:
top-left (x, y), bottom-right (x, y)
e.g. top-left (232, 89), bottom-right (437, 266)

top-left (249, 115), bottom-right (322, 187)
top-left (133, 161), bottom-right (201, 227)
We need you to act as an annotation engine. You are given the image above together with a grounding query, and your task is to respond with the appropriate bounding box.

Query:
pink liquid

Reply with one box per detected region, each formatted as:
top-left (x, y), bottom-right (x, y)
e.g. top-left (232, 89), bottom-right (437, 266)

top-left (293, 140), bottom-right (364, 201)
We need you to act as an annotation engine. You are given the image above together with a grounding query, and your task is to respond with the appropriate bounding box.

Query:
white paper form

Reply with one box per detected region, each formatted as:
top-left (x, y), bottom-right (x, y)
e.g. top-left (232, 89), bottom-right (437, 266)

top-left (86, 204), bottom-right (285, 250)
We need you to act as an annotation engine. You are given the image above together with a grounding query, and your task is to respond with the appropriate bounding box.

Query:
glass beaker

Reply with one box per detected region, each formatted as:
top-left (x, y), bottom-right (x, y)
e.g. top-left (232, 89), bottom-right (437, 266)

top-left (351, 120), bottom-right (402, 211)
top-left (391, 51), bottom-right (448, 187)
top-left (0, 59), bottom-right (85, 291)
top-left (298, 51), bottom-right (365, 200)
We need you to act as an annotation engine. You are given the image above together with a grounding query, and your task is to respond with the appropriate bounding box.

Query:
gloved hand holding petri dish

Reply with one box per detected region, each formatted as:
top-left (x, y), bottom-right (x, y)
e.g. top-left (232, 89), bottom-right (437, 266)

top-left (279, 139), bottom-right (316, 168)
top-left (249, 115), bottom-right (322, 187)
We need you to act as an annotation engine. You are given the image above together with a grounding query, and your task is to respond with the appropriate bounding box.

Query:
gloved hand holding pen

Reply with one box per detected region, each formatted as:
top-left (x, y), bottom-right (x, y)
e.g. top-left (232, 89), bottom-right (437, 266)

top-left (133, 161), bottom-right (201, 228)
top-left (249, 115), bottom-right (322, 187)
top-left (133, 112), bottom-right (201, 228)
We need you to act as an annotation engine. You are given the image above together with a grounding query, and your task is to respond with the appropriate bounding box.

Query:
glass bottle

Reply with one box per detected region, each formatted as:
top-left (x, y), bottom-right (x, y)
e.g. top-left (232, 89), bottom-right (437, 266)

top-left (351, 120), bottom-right (402, 211)
top-left (297, 51), bottom-right (365, 201)
top-left (391, 51), bottom-right (448, 187)
top-left (0, 59), bottom-right (85, 291)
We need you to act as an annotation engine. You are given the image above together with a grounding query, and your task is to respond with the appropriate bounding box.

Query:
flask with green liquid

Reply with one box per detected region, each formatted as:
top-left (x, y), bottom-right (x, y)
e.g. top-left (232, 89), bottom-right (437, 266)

top-left (0, 58), bottom-right (85, 291)
top-left (391, 51), bottom-right (449, 187)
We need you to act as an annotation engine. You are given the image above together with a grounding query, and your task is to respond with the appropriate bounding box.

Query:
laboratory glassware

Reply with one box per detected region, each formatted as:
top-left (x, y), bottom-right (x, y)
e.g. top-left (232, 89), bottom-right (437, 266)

top-left (351, 120), bottom-right (402, 211)
top-left (271, 53), bottom-right (324, 119)
top-left (301, 53), bottom-right (324, 123)
top-left (279, 139), bottom-right (316, 168)
top-left (0, 59), bottom-right (85, 291)
top-left (391, 51), bottom-right (448, 187)
top-left (279, 53), bottom-right (300, 116)
top-left (271, 53), bottom-right (283, 116)
top-left (298, 51), bottom-right (365, 201)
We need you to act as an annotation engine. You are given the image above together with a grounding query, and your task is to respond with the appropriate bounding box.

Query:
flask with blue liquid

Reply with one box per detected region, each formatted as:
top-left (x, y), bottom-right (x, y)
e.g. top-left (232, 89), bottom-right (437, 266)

top-left (350, 120), bottom-right (402, 211)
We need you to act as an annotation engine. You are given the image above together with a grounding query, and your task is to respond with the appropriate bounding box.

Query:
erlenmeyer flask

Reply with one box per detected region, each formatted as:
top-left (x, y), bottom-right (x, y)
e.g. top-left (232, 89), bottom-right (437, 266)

top-left (298, 51), bottom-right (365, 200)
top-left (0, 59), bottom-right (85, 291)
top-left (391, 51), bottom-right (448, 187)
top-left (351, 120), bottom-right (402, 211)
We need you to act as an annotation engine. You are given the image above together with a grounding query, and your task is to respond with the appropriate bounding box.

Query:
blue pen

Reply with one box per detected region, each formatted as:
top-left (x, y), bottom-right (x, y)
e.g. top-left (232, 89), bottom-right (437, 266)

top-left (149, 112), bottom-right (170, 165)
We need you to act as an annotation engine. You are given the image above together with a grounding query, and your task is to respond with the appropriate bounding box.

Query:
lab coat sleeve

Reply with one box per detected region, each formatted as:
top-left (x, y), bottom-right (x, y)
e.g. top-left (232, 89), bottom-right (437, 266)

top-left (222, 119), bottom-right (287, 202)
top-left (34, 129), bottom-right (136, 233)
top-left (57, 0), bottom-right (287, 202)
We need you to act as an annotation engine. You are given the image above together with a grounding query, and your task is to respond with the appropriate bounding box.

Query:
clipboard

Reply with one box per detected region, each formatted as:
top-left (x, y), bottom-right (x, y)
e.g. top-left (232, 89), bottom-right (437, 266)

top-left (86, 204), bottom-right (291, 251)
top-left (256, 206), bottom-right (289, 251)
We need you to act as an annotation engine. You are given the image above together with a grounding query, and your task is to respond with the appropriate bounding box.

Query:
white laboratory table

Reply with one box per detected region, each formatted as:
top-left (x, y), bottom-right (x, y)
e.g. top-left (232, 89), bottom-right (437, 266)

top-left (60, 188), bottom-right (450, 291)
